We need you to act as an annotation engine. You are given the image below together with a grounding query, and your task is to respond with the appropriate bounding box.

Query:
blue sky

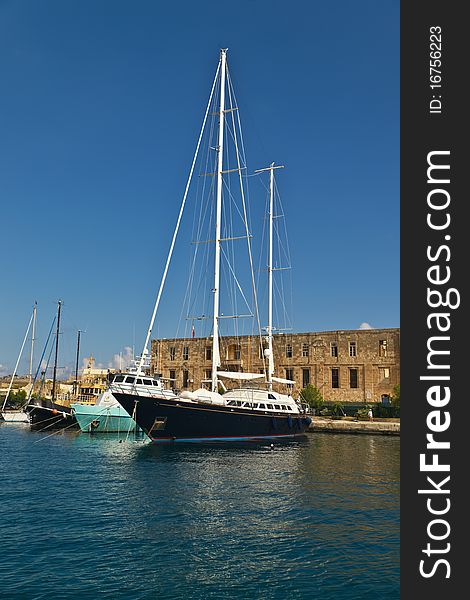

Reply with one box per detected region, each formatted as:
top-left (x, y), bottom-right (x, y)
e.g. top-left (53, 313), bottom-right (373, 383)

top-left (0, 0), bottom-right (399, 376)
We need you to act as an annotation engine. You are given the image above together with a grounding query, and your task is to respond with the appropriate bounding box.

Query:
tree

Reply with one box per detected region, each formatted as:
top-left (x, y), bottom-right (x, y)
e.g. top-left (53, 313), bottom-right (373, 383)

top-left (4, 389), bottom-right (27, 408)
top-left (300, 384), bottom-right (324, 410)
top-left (391, 384), bottom-right (400, 409)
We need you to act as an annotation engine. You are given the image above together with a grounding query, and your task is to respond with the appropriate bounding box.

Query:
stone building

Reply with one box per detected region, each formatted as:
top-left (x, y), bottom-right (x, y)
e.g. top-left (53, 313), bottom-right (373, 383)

top-left (151, 328), bottom-right (400, 404)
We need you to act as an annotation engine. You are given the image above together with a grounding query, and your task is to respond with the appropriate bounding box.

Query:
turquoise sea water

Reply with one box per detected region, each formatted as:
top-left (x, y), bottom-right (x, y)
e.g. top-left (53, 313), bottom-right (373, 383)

top-left (0, 425), bottom-right (399, 599)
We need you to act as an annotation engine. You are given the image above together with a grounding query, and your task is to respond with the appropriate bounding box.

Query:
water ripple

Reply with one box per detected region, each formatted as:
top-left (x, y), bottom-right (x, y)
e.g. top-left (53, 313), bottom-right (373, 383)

top-left (0, 425), bottom-right (399, 599)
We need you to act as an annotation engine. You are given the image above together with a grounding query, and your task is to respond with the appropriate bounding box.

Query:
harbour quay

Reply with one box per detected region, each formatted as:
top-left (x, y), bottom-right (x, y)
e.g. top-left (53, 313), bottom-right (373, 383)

top-left (308, 416), bottom-right (400, 436)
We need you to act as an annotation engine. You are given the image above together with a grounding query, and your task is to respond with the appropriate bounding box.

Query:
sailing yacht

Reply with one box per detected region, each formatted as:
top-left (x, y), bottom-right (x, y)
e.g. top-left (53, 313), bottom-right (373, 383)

top-left (1, 303), bottom-right (37, 423)
top-left (25, 301), bottom-right (78, 431)
top-left (111, 49), bottom-right (311, 441)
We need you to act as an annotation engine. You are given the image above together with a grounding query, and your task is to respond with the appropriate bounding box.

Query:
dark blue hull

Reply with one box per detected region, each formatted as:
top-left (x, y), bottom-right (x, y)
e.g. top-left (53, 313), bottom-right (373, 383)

top-left (25, 400), bottom-right (78, 431)
top-left (113, 393), bottom-right (312, 442)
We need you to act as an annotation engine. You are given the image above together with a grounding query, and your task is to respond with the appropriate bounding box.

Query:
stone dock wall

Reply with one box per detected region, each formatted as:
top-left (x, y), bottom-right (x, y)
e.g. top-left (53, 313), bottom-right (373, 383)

top-left (308, 417), bottom-right (400, 436)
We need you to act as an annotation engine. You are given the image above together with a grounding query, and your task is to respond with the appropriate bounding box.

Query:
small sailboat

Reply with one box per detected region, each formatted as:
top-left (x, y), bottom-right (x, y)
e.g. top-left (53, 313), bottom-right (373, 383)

top-left (1, 302), bottom-right (37, 423)
top-left (25, 300), bottom-right (78, 431)
top-left (111, 49), bottom-right (311, 442)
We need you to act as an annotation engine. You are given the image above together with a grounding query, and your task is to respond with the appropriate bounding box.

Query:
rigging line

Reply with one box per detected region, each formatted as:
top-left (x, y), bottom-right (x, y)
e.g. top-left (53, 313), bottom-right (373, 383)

top-left (254, 175), bottom-right (271, 341)
top-left (227, 69), bottom-right (266, 379)
top-left (276, 184), bottom-right (293, 327)
top-left (223, 142), bottom-right (241, 340)
top-left (255, 182), bottom-right (270, 315)
top-left (274, 177), bottom-right (292, 268)
top-left (32, 417), bottom-right (80, 443)
top-left (171, 91), bottom-right (218, 343)
top-left (221, 177), bottom-right (248, 230)
top-left (273, 272), bottom-right (291, 332)
top-left (187, 104), bottom-right (219, 333)
top-left (26, 315), bottom-right (57, 404)
top-left (225, 82), bottom-right (241, 342)
top-left (1, 307), bottom-right (35, 411)
top-left (187, 168), bottom-right (217, 321)
top-left (185, 177), bottom-right (216, 332)
top-left (273, 182), bottom-right (292, 268)
top-left (37, 335), bottom-right (56, 401)
top-left (137, 58), bottom-right (221, 374)
top-left (230, 74), bottom-right (254, 236)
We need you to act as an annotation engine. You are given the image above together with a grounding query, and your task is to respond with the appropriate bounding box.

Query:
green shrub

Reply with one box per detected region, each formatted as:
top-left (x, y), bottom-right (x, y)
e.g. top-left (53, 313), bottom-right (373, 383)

top-left (300, 384), bottom-right (324, 410)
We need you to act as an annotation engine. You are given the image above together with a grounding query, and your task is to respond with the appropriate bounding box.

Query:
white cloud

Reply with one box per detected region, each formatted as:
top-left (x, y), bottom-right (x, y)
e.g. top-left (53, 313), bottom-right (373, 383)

top-left (359, 322), bottom-right (374, 330)
top-left (108, 346), bottom-right (134, 371)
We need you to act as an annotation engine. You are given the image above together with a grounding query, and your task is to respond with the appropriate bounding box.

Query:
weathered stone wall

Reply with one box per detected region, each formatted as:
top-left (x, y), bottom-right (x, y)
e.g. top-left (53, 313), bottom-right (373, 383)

top-left (151, 328), bottom-right (400, 403)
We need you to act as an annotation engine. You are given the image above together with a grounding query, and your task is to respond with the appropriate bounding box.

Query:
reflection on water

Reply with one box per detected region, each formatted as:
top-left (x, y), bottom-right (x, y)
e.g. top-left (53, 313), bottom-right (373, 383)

top-left (0, 426), bottom-right (399, 599)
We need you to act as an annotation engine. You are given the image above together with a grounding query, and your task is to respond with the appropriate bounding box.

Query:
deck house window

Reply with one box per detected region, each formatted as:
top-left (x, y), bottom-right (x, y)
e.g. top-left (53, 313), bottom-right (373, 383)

top-left (331, 342), bottom-right (338, 358)
top-left (349, 342), bottom-right (357, 357)
top-left (286, 344), bottom-right (293, 358)
top-left (183, 346), bottom-right (189, 360)
top-left (302, 343), bottom-right (309, 357)
top-left (302, 368), bottom-right (310, 388)
top-left (349, 368), bottom-right (358, 389)
top-left (331, 368), bottom-right (339, 388)
top-left (169, 346), bottom-right (176, 361)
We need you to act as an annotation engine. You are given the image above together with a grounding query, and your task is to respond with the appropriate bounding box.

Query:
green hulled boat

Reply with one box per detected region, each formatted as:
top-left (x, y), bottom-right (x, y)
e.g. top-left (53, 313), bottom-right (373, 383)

top-left (72, 390), bottom-right (136, 433)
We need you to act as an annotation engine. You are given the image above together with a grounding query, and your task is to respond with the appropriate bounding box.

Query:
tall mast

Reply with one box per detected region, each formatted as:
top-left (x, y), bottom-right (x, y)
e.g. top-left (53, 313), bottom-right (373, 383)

top-left (211, 48), bottom-right (227, 393)
top-left (28, 302), bottom-right (37, 387)
top-left (135, 56), bottom-right (221, 376)
top-left (267, 164), bottom-right (274, 390)
top-left (255, 163), bottom-right (284, 390)
top-left (51, 300), bottom-right (62, 402)
top-left (74, 330), bottom-right (81, 398)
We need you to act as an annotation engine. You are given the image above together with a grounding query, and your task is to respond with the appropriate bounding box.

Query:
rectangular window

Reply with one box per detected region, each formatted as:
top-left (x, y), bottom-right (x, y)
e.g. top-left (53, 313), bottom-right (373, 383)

top-left (205, 346), bottom-right (212, 361)
top-left (259, 344), bottom-right (267, 359)
top-left (234, 345), bottom-right (241, 360)
top-left (331, 368), bottom-right (339, 388)
top-left (169, 369), bottom-right (176, 382)
top-left (183, 346), bottom-right (189, 360)
top-left (286, 344), bottom-right (293, 358)
top-left (379, 340), bottom-right (388, 357)
top-left (349, 368), bottom-right (358, 388)
top-left (380, 367), bottom-right (390, 380)
top-left (302, 368), bottom-right (310, 388)
top-left (285, 368), bottom-right (294, 382)
top-left (182, 370), bottom-right (189, 388)
top-left (205, 369), bottom-right (212, 380)
top-left (331, 342), bottom-right (338, 358)
top-left (349, 342), bottom-right (357, 357)
top-left (169, 346), bottom-right (176, 361)
top-left (302, 343), bottom-right (309, 357)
